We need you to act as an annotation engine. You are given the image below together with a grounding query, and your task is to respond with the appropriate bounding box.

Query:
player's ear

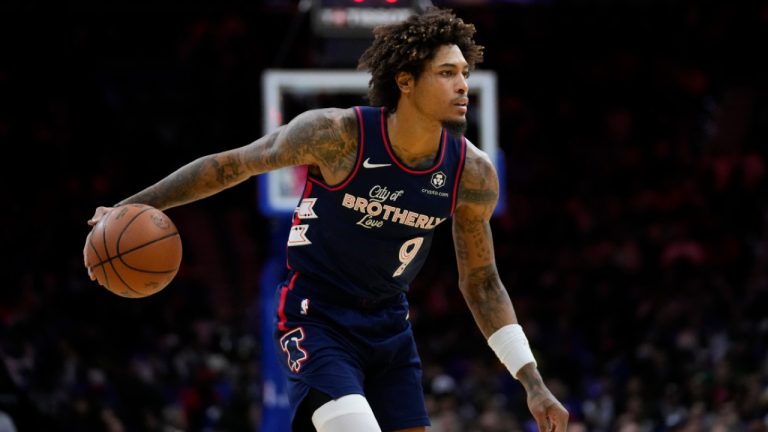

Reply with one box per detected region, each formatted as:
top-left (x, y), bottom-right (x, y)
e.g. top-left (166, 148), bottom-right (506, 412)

top-left (395, 71), bottom-right (413, 94)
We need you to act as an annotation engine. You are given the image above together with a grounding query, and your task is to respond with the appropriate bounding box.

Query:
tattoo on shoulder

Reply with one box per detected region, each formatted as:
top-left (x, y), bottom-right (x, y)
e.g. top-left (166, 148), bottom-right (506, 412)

top-left (460, 187), bottom-right (498, 203)
top-left (285, 109), bottom-right (358, 176)
top-left (458, 154), bottom-right (499, 204)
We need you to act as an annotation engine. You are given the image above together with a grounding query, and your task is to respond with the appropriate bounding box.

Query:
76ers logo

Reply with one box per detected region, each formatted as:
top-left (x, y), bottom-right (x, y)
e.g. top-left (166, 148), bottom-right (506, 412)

top-left (279, 328), bottom-right (308, 372)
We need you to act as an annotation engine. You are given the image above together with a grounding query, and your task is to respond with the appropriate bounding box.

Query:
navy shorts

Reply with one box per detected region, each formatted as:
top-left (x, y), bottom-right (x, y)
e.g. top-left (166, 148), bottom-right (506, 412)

top-left (272, 272), bottom-right (430, 431)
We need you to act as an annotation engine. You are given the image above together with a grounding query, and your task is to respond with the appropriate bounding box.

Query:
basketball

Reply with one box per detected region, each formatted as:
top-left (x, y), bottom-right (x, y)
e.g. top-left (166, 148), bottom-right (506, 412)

top-left (84, 204), bottom-right (182, 298)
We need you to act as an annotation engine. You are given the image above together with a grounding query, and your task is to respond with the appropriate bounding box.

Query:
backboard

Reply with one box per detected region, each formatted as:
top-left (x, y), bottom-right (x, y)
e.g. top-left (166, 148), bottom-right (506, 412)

top-left (259, 69), bottom-right (503, 216)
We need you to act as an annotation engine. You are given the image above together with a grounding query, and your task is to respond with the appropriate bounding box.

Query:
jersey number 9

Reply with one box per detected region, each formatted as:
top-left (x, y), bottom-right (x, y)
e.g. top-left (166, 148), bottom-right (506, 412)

top-left (393, 237), bottom-right (424, 277)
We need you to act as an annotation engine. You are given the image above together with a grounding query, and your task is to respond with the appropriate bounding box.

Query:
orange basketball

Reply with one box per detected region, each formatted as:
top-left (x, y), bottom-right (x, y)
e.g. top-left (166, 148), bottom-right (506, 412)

top-left (84, 204), bottom-right (182, 298)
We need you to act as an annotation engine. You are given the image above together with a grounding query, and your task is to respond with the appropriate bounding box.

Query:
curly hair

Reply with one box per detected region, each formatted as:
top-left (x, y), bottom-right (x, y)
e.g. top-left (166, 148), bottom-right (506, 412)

top-left (357, 7), bottom-right (484, 112)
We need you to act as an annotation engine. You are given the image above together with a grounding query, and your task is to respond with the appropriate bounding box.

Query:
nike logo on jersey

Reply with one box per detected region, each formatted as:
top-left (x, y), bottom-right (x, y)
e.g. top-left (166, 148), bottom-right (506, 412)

top-left (363, 158), bottom-right (391, 169)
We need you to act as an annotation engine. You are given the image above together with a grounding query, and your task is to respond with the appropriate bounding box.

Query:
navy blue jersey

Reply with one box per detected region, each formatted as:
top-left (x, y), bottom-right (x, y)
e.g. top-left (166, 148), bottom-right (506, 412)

top-left (285, 106), bottom-right (467, 301)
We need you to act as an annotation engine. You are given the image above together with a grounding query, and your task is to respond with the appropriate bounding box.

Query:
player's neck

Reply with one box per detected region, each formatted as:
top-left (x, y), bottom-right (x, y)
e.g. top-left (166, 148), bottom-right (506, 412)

top-left (386, 108), bottom-right (442, 167)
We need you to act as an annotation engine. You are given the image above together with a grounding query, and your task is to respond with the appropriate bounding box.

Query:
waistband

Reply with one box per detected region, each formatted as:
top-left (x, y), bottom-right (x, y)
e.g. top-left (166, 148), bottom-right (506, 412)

top-left (284, 271), bottom-right (406, 310)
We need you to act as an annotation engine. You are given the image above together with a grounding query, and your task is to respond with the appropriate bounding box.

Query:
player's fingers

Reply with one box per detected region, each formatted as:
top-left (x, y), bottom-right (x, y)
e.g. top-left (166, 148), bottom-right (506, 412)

top-left (531, 409), bottom-right (550, 432)
top-left (83, 253), bottom-right (95, 279)
top-left (534, 401), bottom-right (568, 432)
top-left (83, 234), bottom-right (91, 265)
top-left (83, 229), bottom-right (97, 281)
top-left (550, 405), bottom-right (569, 431)
top-left (540, 418), bottom-right (551, 432)
top-left (88, 206), bottom-right (112, 226)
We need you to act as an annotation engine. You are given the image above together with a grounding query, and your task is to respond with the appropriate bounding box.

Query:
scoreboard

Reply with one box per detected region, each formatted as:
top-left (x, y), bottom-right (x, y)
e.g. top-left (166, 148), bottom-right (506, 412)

top-left (311, 0), bottom-right (423, 37)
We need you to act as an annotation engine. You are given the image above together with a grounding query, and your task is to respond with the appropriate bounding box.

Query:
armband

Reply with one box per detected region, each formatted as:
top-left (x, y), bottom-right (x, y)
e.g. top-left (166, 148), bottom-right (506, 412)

top-left (487, 324), bottom-right (537, 379)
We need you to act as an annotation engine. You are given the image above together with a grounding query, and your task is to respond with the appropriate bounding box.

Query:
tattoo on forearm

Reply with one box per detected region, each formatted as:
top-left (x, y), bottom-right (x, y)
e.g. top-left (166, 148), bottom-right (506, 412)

top-left (123, 155), bottom-right (238, 210)
top-left (213, 157), bottom-right (242, 185)
top-left (465, 265), bottom-right (511, 332)
top-left (518, 368), bottom-right (544, 390)
top-left (158, 157), bottom-right (216, 205)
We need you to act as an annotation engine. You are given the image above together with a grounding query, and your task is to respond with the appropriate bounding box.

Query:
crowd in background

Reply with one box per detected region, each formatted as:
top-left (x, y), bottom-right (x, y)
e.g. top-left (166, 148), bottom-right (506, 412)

top-left (1, 1), bottom-right (766, 431)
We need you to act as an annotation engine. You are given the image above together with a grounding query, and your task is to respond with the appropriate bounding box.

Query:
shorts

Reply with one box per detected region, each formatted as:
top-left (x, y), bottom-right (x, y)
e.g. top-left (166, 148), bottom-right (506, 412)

top-left (272, 272), bottom-right (430, 431)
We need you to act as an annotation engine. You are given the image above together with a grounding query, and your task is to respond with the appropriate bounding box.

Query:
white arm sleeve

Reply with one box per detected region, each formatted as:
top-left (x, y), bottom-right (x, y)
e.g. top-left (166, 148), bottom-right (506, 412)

top-left (312, 394), bottom-right (382, 432)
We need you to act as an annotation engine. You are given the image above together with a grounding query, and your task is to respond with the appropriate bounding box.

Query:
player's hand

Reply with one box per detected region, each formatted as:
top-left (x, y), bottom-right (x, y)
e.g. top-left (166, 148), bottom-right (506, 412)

top-left (84, 206), bottom-right (114, 281)
top-left (83, 229), bottom-right (96, 281)
top-left (526, 383), bottom-right (568, 432)
top-left (518, 364), bottom-right (569, 432)
top-left (88, 206), bottom-right (114, 226)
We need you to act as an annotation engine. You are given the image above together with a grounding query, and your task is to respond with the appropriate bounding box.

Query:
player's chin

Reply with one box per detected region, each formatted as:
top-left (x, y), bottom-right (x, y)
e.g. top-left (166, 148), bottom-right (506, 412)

top-left (441, 118), bottom-right (467, 137)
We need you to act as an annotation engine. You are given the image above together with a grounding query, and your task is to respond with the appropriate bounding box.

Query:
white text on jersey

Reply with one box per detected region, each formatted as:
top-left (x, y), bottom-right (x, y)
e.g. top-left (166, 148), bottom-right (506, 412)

top-left (342, 193), bottom-right (446, 230)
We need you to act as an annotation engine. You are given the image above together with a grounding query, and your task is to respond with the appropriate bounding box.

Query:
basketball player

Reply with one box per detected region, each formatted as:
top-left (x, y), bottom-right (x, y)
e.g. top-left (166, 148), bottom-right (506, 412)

top-left (85, 7), bottom-right (568, 432)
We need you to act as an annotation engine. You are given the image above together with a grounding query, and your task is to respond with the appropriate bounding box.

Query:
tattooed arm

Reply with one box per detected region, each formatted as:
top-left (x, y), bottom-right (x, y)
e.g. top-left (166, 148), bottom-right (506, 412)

top-left (453, 141), bottom-right (568, 431)
top-left (89, 108), bottom-right (358, 217)
top-left (85, 108), bottom-right (357, 279)
top-left (452, 144), bottom-right (515, 336)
